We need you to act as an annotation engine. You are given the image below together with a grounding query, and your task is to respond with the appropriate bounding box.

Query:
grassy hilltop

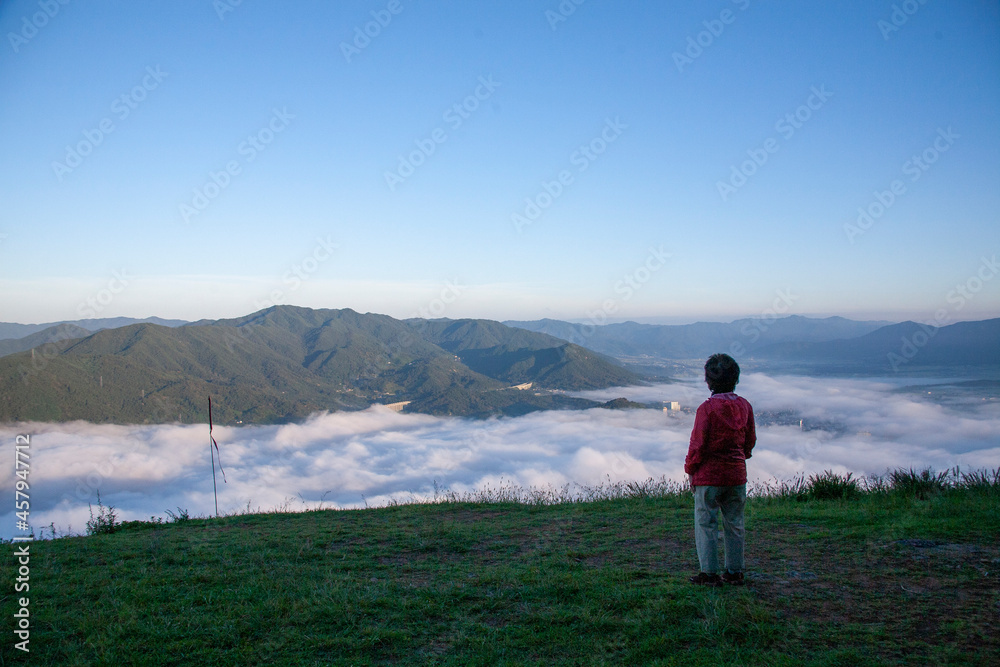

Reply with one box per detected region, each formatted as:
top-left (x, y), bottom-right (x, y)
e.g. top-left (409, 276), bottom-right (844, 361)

top-left (3, 470), bottom-right (998, 666)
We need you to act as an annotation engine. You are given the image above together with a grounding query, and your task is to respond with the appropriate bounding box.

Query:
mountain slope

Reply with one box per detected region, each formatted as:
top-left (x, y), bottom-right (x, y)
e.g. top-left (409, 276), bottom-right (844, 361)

top-left (0, 321), bottom-right (368, 424)
top-left (0, 306), bottom-right (645, 424)
top-left (409, 319), bottom-right (643, 389)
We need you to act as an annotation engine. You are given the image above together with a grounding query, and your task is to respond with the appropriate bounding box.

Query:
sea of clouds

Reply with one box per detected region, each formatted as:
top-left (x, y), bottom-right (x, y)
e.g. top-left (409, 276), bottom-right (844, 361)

top-left (2, 374), bottom-right (998, 538)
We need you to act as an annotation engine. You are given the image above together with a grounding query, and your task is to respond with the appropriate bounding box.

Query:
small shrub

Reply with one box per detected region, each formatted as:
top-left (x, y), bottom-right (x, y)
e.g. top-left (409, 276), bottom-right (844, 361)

top-left (807, 470), bottom-right (860, 500)
top-left (959, 467), bottom-right (1000, 495)
top-left (889, 467), bottom-right (952, 499)
top-left (165, 507), bottom-right (190, 522)
top-left (862, 474), bottom-right (891, 494)
top-left (86, 492), bottom-right (119, 535)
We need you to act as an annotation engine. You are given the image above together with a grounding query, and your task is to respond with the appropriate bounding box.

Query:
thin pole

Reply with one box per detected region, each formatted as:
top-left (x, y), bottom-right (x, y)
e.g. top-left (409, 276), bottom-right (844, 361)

top-left (211, 438), bottom-right (219, 518)
top-left (209, 396), bottom-right (219, 517)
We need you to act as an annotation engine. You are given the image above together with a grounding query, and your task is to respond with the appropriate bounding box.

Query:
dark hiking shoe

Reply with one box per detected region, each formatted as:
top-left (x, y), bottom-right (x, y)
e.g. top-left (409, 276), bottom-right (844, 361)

top-left (689, 572), bottom-right (723, 586)
top-left (722, 571), bottom-right (745, 586)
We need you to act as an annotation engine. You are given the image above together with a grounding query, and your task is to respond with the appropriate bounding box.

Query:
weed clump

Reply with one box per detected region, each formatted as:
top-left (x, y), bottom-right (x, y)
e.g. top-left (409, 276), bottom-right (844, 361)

top-left (165, 507), bottom-right (190, 522)
top-left (960, 468), bottom-right (1000, 495)
top-left (86, 492), bottom-right (119, 535)
top-left (888, 467), bottom-right (951, 499)
top-left (806, 470), bottom-right (860, 500)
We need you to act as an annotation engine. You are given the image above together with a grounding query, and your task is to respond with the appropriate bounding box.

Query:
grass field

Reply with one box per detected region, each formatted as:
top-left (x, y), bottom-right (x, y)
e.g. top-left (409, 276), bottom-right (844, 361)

top-left (3, 470), bottom-right (999, 666)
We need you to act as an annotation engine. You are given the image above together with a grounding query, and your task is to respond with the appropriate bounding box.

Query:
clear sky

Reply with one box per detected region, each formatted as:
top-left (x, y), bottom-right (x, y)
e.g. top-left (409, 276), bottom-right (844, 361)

top-left (1, 0), bottom-right (998, 326)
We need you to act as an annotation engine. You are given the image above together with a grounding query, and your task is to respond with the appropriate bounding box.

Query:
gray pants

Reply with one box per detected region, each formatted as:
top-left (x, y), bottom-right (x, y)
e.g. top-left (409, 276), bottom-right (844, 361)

top-left (693, 484), bottom-right (746, 574)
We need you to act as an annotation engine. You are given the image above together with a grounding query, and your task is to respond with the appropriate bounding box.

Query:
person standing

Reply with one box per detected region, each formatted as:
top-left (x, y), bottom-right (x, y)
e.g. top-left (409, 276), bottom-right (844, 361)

top-left (685, 353), bottom-right (756, 586)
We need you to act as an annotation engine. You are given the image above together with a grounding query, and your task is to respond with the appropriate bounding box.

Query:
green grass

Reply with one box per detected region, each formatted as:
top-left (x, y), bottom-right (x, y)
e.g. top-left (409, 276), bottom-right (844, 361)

top-left (3, 471), bottom-right (999, 666)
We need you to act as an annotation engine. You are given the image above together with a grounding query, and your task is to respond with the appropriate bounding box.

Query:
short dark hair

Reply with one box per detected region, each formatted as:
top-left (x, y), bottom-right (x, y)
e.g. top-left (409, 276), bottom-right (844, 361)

top-left (705, 353), bottom-right (740, 394)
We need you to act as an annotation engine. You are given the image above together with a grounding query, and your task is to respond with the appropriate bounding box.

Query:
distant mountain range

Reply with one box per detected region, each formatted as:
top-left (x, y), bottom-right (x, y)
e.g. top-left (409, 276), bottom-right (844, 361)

top-left (504, 315), bottom-right (893, 359)
top-left (0, 323), bottom-right (92, 358)
top-left (0, 306), bottom-right (641, 424)
top-left (506, 315), bottom-right (1000, 374)
top-left (753, 318), bottom-right (1000, 372)
top-left (0, 316), bottom-right (187, 341)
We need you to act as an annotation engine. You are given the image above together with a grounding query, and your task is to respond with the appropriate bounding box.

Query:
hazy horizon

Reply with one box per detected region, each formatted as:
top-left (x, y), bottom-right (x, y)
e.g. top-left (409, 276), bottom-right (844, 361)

top-left (1, 288), bottom-right (997, 329)
top-left (10, 305), bottom-right (1000, 330)
top-left (0, 309), bottom-right (905, 329)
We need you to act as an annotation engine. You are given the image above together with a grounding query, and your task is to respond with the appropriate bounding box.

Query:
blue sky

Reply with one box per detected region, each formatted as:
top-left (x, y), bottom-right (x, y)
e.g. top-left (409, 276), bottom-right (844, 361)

top-left (1, 0), bottom-right (998, 325)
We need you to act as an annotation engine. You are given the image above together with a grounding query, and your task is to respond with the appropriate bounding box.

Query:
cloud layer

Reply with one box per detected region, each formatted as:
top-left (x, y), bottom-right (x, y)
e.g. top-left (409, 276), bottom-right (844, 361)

top-left (2, 374), bottom-right (997, 538)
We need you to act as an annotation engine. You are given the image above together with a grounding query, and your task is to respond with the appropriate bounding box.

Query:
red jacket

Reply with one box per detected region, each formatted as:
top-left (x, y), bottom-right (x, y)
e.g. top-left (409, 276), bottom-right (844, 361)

top-left (684, 392), bottom-right (756, 486)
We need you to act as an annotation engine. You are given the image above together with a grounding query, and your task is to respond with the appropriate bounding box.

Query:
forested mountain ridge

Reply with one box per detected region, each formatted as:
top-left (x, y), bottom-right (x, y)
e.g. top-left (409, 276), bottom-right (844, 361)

top-left (0, 306), bottom-right (644, 424)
